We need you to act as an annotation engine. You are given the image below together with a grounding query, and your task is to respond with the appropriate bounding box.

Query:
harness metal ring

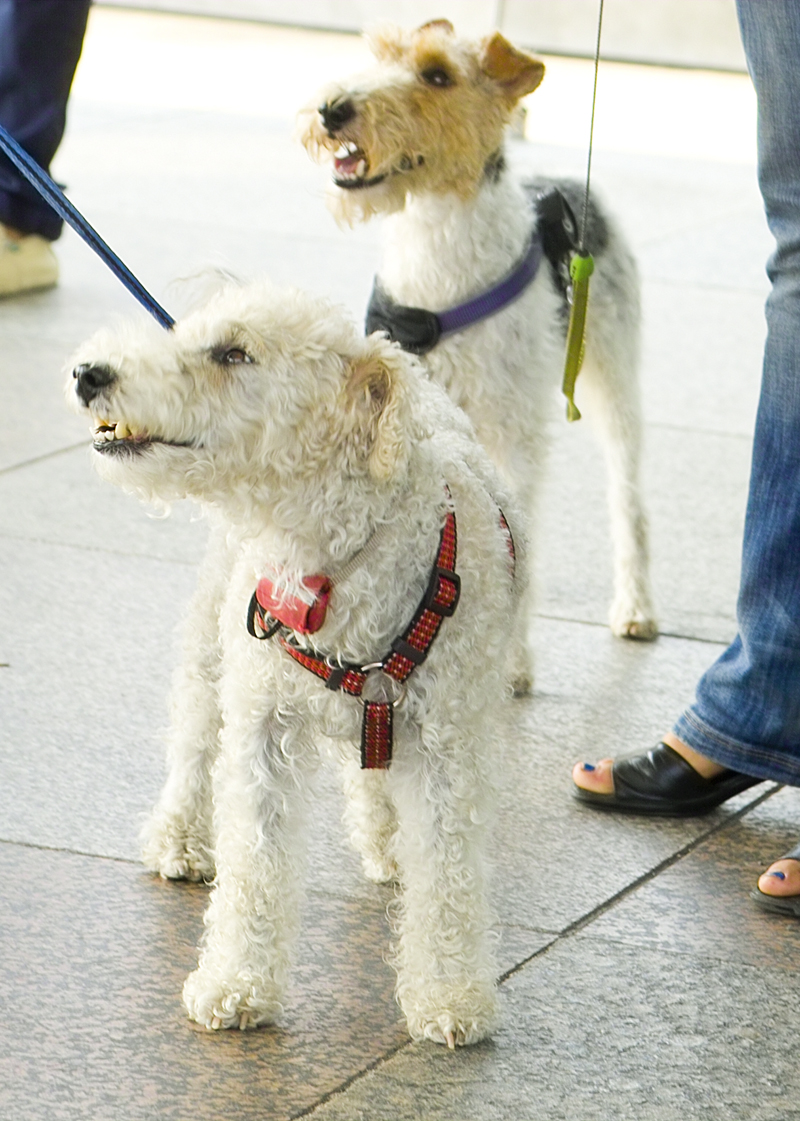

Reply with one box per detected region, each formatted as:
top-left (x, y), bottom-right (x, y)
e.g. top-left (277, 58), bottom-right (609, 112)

top-left (358, 667), bottom-right (406, 708)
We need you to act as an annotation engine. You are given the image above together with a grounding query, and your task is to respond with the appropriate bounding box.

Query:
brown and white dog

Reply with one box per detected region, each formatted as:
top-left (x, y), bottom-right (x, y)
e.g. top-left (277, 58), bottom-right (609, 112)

top-left (299, 20), bottom-right (657, 689)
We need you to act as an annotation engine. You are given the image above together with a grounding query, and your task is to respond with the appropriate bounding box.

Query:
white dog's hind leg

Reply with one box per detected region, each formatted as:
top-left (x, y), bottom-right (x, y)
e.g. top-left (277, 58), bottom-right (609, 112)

top-left (340, 759), bottom-right (398, 884)
top-left (578, 358), bottom-right (658, 640)
top-left (389, 723), bottom-right (499, 1047)
top-left (183, 699), bottom-right (313, 1031)
top-left (141, 521), bottom-right (233, 882)
top-left (578, 247), bottom-right (658, 641)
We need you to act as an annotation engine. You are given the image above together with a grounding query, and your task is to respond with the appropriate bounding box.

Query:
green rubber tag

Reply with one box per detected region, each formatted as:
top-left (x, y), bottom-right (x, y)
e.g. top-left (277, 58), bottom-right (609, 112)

top-left (562, 251), bottom-right (594, 422)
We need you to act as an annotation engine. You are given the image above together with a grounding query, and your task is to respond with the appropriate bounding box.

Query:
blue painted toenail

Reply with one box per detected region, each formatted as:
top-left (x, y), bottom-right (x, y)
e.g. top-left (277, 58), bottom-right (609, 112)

top-left (766, 871), bottom-right (786, 880)
top-left (582, 763), bottom-right (596, 772)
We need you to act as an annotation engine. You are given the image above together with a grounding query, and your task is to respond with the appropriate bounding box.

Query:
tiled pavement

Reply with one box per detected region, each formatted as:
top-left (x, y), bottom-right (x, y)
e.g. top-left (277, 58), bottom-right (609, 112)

top-left (1, 9), bottom-right (798, 1121)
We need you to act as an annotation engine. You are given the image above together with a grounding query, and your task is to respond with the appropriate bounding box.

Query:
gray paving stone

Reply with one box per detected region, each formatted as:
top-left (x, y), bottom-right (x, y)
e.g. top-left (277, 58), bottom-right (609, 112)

top-left (586, 784), bottom-right (800, 971)
top-left (491, 619), bottom-right (772, 932)
top-left (641, 281), bottom-right (764, 437)
top-left (0, 537), bottom-right (194, 858)
top-left (536, 420), bottom-right (750, 643)
top-left (0, 843), bottom-right (406, 1121)
top-left (0, 445), bottom-right (208, 562)
top-left (306, 934), bottom-right (800, 1121)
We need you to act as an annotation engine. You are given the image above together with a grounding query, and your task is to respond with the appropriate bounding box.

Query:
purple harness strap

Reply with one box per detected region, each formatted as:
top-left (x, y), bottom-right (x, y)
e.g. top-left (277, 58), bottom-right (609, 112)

top-left (365, 233), bottom-right (543, 355)
top-left (437, 235), bottom-right (543, 336)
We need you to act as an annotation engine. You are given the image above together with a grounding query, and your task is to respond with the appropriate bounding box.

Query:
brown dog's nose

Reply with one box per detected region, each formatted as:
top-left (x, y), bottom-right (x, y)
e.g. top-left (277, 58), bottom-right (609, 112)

top-left (319, 98), bottom-right (355, 135)
top-left (73, 362), bottom-right (117, 407)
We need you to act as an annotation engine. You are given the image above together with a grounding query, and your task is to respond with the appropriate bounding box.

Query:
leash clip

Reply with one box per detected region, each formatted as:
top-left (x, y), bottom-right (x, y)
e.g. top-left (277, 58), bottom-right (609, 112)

top-left (247, 592), bottom-right (283, 640)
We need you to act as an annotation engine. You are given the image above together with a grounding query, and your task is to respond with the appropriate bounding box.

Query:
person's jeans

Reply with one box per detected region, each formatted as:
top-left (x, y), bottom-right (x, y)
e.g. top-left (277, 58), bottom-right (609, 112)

top-left (0, 0), bottom-right (91, 239)
top-left (673, 0), bottom-right (800, 785)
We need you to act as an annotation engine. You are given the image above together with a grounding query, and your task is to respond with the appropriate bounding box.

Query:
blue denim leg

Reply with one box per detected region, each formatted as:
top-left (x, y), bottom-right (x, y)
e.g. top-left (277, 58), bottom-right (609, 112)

top-left (0, 0), bottom-right (90, 239)
top-left (673, 0), bottom-right (800, 785)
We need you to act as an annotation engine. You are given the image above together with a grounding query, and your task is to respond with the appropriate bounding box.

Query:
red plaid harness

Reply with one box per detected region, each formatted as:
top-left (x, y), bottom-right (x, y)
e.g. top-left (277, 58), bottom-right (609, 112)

top-left (247, 505), bottom-right (513, 769)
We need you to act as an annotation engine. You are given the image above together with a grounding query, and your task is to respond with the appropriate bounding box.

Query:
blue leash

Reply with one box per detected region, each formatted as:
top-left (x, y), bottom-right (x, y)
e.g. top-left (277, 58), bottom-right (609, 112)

top-left (0, 122), bottom-right (175, 329)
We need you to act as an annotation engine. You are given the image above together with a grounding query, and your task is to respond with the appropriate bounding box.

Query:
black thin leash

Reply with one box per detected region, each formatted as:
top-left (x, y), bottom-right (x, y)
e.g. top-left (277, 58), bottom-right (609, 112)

top-left (0, 122), bottom-right (175, 329)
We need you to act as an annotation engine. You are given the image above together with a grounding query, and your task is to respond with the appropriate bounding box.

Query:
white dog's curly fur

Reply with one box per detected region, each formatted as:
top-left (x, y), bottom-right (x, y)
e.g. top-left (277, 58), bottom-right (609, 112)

top-left (65, 279), bottom-right (525, 1048)
top-left (299, 20), bottom-right (658, 682)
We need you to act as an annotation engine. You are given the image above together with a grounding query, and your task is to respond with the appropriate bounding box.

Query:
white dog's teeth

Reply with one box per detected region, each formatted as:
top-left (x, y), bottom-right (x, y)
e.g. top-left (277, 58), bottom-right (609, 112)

top-left (356, 159), bottom-right (366, 177)
top-left (115, 422), bottom-right (130, 440)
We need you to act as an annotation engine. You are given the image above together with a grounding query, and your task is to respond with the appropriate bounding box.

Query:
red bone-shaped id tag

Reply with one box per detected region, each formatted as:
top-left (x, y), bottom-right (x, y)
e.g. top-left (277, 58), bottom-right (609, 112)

top-left (255, 574), bottom-right (331, 634)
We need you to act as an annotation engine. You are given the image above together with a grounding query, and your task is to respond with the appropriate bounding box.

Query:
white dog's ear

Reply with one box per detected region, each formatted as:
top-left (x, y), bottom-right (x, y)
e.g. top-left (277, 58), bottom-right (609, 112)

top-left (346, 341), bottom-right (411, 482)
top-left (479, 33), bottom-right (545, 103)
top-left (365, 23), bottom-right (406, 63)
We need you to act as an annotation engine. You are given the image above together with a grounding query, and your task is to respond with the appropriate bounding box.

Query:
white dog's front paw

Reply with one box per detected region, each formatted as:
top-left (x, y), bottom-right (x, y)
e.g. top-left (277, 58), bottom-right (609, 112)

top-left (183, 966), bottom-right (282, 1031)
top-left (360, 852), bottom-right (398, 884)
top-left (402, 986), bottom-right (498, 1048)
top-left (609, 597), bottom-right (658, 642)
top-left (141, 810), bottom-right (215, 882)
top-left (510, 670), bottom-right (534, 697)
top-left (506, 639), bottom-right (534, 697)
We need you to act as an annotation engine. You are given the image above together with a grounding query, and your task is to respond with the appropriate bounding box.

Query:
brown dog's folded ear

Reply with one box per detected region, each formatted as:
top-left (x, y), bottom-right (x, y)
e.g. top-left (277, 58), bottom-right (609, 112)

top-left (346, 340), bottom-right (411, 482)
top-left (417, 19), bottom-right (455, 36)
top-left (479, 33), bottom-right (545, 102)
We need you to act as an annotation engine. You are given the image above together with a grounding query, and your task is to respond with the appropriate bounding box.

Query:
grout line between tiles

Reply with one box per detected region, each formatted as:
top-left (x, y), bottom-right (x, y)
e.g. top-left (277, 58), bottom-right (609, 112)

top-left (498, 781), bottom-right (782, 983)
top-left (0, 529), bottom-right (201, 565)
top-left (289, 1039), bottom-right (415, 1120)
top-left (534, 611), bottom-right (731, 646)
top-left (0, 835), bottom-right (139, 864)
top-left (0, 442), bottom-right (85, 476)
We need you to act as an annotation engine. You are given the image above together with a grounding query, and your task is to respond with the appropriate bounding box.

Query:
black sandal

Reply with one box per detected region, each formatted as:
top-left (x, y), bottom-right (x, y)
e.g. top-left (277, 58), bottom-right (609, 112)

top-left (572, 742), bottom-right (761, 816)
top-left (750, 842), bottom-right (800, 917)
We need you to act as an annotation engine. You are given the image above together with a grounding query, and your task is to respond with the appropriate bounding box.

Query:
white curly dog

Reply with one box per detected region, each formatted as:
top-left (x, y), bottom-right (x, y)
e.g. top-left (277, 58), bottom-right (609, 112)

top-left (66, 279), bottom-right (523, 1048)
top-left (299, 20), bottom-right (658, 688)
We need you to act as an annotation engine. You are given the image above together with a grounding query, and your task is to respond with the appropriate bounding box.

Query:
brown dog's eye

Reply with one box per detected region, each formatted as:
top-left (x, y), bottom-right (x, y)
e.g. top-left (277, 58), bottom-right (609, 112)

top-left (212, 346), bottom-right (253, 366)
top-left (421, 67), bottom-right (453, 88)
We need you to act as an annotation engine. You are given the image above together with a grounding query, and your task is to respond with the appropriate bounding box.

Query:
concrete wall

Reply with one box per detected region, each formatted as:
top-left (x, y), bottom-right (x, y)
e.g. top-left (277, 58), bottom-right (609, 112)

top-left (97, 0), bottom-right (747, 71)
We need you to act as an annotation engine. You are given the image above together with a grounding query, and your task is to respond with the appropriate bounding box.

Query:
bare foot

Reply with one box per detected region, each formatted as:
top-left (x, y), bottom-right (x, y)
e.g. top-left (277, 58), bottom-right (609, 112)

top-left (757, 858), bottom-right (800, 898)
top-left (571, 732), bottom-right (727, 795)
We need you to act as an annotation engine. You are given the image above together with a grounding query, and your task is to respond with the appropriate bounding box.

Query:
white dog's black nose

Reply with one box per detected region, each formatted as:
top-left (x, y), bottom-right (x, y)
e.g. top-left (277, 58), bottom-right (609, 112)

top-left (319, 98), bottom-right (355, 134)
top-left (73, 362), bottom-right (117, 407)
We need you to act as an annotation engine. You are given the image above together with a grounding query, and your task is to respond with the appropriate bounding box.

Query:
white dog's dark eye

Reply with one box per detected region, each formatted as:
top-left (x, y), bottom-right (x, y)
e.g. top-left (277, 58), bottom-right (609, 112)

top-left (421, 67), bottom-right (453, 88)
top-left (212, 346), bottom-right (253, 366)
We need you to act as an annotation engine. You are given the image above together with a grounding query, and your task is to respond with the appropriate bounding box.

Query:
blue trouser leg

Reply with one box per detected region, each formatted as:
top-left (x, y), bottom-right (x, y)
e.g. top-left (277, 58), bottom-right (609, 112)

top-left (673, 0), bottom-right (800, 785)
top-left (0, 0), bottom-right (91, 239)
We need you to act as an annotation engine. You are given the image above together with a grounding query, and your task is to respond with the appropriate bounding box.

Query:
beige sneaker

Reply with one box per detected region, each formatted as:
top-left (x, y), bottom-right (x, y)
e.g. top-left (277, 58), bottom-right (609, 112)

top-left (0, 224), bottom-right (59, 296)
